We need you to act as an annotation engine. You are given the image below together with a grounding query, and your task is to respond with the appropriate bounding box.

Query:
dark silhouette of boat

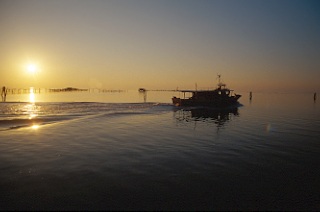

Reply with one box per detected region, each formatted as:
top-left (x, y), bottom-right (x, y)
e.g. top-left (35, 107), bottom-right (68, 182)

top-left (138, 88), bottom-right (146, 92)
top-left (172, 75), bottom-right (241, 107)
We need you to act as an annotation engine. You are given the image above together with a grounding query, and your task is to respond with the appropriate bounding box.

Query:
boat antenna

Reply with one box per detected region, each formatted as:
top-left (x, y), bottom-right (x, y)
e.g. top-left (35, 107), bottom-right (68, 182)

top-left (217, 74), bottom-right (221, 84)
top-left (216, 74), bottom-right (225, 89)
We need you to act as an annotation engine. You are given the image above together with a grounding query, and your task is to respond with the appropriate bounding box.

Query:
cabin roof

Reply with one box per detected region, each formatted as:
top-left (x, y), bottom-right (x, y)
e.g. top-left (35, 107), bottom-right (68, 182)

top-left (178, 89), bottom-right (233, 93)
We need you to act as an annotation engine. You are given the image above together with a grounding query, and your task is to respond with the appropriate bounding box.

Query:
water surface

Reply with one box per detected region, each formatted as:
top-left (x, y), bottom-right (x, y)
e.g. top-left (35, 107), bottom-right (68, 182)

top-left (0, 91), bottom-right (319, 210)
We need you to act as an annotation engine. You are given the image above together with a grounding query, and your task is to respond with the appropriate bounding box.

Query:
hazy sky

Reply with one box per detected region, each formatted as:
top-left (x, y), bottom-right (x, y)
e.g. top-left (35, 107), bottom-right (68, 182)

top-left (1, 0), bottom-right (319, 92)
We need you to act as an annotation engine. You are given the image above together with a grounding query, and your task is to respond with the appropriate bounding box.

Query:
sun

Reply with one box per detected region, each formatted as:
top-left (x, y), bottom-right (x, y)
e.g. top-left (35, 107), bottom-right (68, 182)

top-left (27, 64), bottom-right (38, 74)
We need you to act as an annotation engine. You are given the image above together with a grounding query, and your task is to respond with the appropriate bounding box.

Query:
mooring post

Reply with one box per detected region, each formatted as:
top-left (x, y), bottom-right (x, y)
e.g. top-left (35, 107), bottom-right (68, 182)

top-left (314, 92), bottom-right (317, 102)
top-left (1, 86), bottom-right (8, 102)
top-left (249, 91), bottom-right (252, 100)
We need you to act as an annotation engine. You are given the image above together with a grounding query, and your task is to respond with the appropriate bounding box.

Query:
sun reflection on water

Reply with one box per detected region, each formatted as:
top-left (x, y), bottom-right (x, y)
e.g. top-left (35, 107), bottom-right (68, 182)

top-left (31, 124), bottom-right (40, 129)
top-left (25, 87), bottom-right (39, 120)
top-left (29, 87), bottom-right (35, 103)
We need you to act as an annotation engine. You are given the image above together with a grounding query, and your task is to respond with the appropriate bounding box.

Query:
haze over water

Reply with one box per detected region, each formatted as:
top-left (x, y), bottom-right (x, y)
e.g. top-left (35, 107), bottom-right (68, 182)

top-left (0, 91), bottom-right (319, 210)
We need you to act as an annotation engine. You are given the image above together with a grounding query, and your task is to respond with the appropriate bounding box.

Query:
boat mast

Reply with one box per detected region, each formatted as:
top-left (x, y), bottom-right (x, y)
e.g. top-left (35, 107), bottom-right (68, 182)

top-left (217, 74), bottom-right (226, 89)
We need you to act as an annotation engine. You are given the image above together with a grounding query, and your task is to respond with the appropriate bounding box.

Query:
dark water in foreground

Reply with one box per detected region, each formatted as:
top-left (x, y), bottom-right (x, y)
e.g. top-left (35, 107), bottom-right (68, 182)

top-left (0, 92), bottom-right (319, 210)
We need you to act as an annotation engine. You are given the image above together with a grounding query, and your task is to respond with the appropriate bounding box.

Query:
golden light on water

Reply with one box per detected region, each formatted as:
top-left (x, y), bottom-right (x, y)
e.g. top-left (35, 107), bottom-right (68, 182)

top-left (29, 113), bottom-right (37, 119)
top-left (31, 124), bottom-right (40, 129)
top-left (29, 87), bottom-right (35, 103)
top-left (26, 87), bottom-right (38, 120)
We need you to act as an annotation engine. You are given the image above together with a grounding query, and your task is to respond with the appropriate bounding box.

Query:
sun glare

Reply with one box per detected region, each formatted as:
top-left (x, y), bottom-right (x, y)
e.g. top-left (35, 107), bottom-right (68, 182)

top-left (27, 64), bottom-right (37, 74)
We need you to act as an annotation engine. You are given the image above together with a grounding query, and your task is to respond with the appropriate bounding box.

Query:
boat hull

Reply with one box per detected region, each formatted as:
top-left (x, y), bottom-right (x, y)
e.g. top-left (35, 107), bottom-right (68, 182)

top-left (172, 95), bottom-right (241, 107)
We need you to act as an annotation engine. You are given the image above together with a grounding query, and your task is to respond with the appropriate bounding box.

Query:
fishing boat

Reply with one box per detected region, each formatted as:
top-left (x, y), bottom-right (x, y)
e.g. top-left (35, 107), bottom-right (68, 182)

top-left (172, 75), bottom-right (241, 107)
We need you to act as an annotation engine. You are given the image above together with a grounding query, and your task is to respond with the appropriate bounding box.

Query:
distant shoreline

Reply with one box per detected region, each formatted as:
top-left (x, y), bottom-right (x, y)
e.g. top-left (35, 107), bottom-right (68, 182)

top-left (3, 87), bottom-right (127, 94)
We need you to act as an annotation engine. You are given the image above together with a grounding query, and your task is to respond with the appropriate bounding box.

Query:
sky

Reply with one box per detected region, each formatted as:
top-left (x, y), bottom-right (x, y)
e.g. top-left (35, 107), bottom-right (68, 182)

top-left (1, 0), bottom-right (320, 92)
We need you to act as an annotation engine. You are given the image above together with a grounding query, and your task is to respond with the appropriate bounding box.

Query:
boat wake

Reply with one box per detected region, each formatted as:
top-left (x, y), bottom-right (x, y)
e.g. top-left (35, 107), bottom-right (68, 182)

top-left (0, 102), bottom-right (174, 131)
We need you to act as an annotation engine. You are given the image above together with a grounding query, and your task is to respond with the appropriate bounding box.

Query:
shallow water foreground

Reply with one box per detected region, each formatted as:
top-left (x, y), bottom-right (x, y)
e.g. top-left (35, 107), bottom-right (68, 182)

top-left (0, 92), bottom-right (320, 210)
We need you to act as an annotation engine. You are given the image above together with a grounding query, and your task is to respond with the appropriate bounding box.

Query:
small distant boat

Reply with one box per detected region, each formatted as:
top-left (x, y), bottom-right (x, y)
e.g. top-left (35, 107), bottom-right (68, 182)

top-left (138, 88), bottom-right (146, 92)
top-left (172, 75), bottom-right (241, 107)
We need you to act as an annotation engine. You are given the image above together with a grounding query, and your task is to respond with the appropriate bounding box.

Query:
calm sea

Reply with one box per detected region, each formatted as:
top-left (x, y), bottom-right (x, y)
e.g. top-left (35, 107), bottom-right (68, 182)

top-left (0, 90), bottom-right (319, 210)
